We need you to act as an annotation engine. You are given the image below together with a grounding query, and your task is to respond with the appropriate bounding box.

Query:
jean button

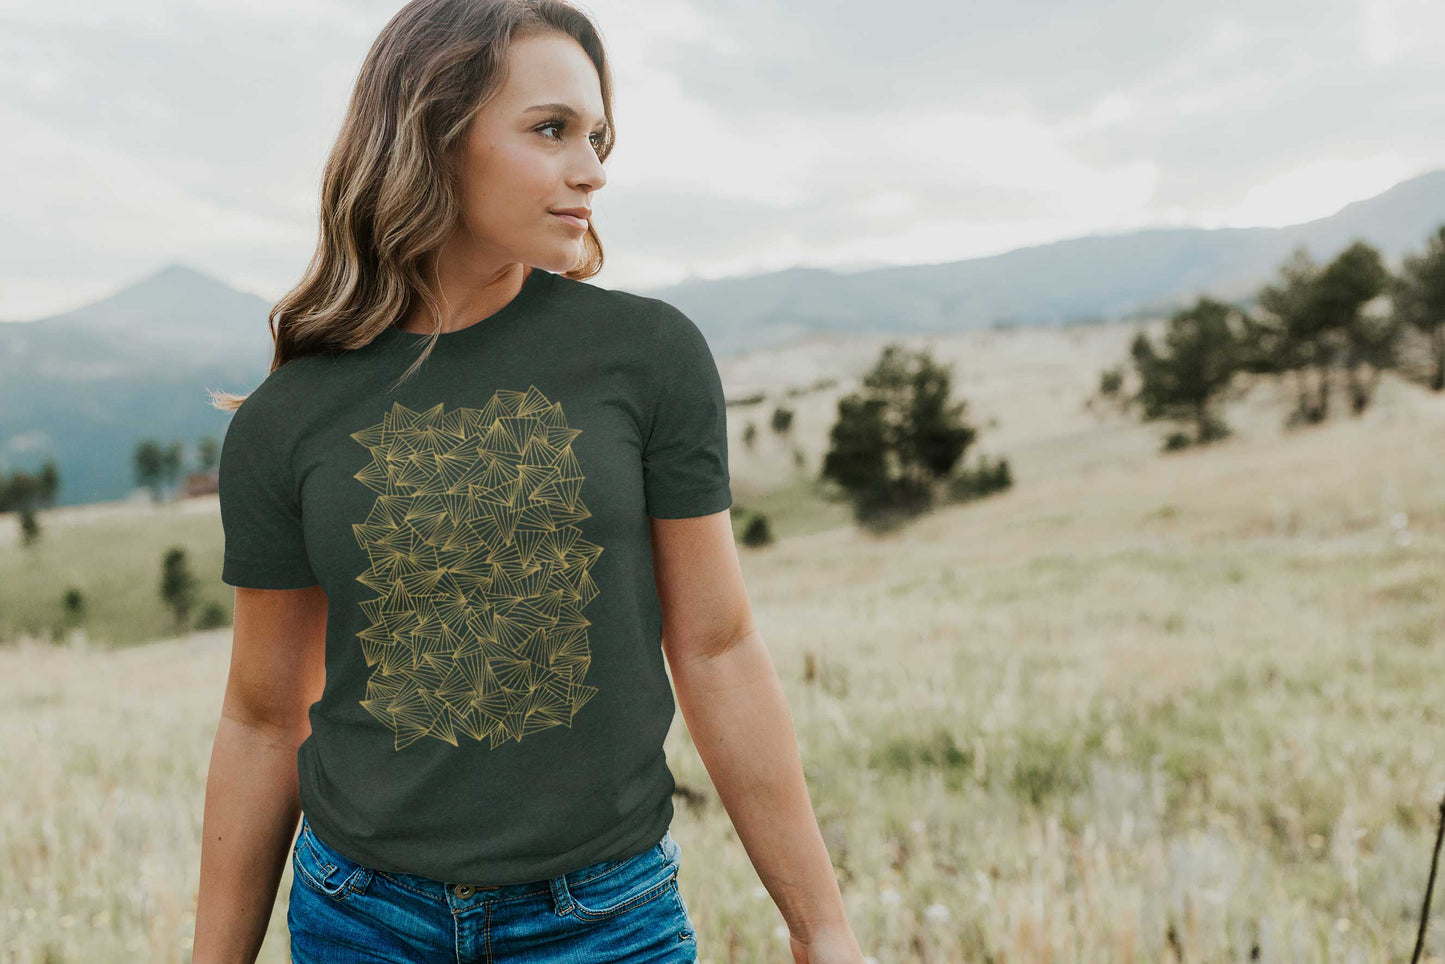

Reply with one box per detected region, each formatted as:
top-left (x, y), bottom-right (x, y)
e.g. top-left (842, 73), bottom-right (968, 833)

top-left (454, 884), bottom-right (475, 898)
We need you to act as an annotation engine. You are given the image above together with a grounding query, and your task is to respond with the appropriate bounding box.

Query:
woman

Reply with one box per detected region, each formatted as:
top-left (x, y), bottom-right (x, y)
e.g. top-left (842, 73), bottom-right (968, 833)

top-left (190, 2), bottom-right (864, 962)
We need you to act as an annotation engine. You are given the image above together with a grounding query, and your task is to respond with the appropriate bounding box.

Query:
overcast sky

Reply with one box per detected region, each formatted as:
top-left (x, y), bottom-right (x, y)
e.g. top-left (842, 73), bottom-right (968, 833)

top-left (2, 0), bottom-right (1441, 320)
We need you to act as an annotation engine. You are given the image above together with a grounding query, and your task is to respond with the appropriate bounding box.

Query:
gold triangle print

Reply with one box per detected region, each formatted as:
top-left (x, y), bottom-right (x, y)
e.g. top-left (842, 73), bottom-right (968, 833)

top-left (348, 388), bottom-right (603, 751)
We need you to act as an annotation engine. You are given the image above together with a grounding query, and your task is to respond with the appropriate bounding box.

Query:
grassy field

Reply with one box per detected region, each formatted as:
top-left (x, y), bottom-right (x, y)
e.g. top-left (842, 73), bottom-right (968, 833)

top-left (4, 322), bottom-right (1445, 961)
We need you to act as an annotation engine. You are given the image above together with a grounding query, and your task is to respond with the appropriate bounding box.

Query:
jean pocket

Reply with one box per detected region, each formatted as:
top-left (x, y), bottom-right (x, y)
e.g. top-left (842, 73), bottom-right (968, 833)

top-left (562, 835), bottom-right (677, 923)
top-left (293, 814), bottom-right (374, 901)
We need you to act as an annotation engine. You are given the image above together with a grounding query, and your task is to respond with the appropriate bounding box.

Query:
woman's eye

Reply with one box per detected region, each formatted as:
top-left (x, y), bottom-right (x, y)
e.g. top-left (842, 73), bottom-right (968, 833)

top-left (537, 121), bottom-right (604, 151)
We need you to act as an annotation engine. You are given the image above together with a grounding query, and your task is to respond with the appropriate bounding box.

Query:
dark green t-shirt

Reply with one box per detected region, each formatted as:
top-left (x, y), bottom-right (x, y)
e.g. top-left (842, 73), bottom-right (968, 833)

top-left (217, 265), bottom-right (731, 884)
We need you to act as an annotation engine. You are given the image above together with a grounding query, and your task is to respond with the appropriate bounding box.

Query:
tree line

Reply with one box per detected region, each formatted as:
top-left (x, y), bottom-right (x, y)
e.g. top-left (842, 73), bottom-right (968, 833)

top-left (1096, 225), bottom-right (1445, 450)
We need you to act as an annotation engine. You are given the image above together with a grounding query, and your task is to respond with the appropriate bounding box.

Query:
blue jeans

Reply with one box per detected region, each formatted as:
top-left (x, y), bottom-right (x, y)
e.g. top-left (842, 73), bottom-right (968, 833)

top-left (288, 812), bottom-right (699, 962)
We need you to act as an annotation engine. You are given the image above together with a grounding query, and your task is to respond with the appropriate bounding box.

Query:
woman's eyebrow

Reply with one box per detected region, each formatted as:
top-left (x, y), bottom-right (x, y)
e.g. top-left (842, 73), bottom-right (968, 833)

top-left (523, 103), bottom-right (609, 131)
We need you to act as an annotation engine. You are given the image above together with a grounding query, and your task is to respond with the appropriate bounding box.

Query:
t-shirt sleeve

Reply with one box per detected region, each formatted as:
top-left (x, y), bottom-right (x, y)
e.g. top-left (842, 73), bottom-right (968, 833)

top-left (642, 306), bottom-right (733, 519)
top-left (218, 391), bottom-right (320, 589)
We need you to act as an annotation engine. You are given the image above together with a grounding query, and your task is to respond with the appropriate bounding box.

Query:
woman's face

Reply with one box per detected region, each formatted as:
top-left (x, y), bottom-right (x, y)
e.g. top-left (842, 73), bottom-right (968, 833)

top-left (453, 30), bottom-right (608, 273)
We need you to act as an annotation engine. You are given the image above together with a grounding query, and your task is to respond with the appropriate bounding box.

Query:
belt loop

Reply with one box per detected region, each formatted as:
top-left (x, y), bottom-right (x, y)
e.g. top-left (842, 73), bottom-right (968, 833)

top-left (549, 873), bottom-right (574, 917)
top-left (349, 867), bottom-right (374, 894)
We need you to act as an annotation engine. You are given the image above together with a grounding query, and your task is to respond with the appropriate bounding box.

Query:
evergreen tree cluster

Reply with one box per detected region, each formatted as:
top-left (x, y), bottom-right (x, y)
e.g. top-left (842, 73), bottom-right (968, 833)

top-left (820, 343), bottom-right (1006, 530)
top-left (1110, 227), bottom-right (1445, 450)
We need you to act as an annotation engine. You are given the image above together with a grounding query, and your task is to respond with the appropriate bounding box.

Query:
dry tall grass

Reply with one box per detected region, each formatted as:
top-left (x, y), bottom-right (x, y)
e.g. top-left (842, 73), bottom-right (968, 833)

top-left (4, 322), bottom-right (1445, 962)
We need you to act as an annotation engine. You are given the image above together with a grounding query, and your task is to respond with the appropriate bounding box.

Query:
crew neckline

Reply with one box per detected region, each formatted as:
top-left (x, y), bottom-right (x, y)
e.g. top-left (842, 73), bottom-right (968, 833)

top-left (375, 265), bottom-right (554, 348)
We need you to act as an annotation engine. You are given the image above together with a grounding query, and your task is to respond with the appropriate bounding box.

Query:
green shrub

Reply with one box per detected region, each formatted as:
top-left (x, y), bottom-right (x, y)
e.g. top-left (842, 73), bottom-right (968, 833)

top-left (741, 513), bottom-right (773, 547)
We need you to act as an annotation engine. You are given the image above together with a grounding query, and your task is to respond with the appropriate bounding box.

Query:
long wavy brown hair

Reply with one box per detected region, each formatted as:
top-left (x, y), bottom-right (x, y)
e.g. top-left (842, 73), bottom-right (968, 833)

top-left (208, 0), bottom-right (615, 411)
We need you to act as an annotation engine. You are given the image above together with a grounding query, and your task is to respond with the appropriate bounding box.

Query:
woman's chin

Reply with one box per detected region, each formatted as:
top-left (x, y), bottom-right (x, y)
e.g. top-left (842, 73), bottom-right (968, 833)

top-left (530, 243), bottom-right (584, 272)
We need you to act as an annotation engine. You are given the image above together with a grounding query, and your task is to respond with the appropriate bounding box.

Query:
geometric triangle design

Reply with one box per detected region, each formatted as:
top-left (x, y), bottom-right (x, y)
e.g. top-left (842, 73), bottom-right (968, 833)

top-left (349, 388), bottom-right (602, 751)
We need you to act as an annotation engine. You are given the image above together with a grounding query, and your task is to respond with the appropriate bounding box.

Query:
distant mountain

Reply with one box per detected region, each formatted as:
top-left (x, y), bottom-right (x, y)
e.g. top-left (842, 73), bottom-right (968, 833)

top-left (644, 168), bottom-right (1445, 356)
top-left (0, 264), bottom-right (277, 506)
top-left (3, 169), bottom-right (1443, 507)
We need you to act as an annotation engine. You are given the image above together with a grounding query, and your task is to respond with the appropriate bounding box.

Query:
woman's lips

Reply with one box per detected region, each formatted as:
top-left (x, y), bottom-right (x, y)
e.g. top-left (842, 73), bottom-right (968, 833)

top-left (551, 212), bottom-right (587, 231)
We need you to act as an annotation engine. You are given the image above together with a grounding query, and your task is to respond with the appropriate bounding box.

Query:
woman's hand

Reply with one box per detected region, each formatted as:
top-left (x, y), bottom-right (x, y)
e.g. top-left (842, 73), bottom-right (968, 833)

top-left (789, 923), bottom-right (866, 964)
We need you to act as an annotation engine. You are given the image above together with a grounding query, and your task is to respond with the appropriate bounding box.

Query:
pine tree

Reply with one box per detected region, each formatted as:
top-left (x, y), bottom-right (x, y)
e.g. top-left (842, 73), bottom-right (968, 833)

top-left (821, 343), bottom-right (978, 528)
top-left (1130, 296), bottom-right (1247, 447)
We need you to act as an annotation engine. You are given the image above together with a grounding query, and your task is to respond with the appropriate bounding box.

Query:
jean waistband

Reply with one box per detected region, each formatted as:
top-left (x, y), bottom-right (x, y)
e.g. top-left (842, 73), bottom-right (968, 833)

top-left (303, 813), bottom-right (674, 908)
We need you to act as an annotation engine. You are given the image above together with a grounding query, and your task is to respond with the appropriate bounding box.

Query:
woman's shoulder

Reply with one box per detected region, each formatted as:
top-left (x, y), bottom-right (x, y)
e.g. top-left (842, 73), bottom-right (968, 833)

top-left (549, 272), bottom-right (683, 317)
top-left (550, 274), bottom-right (695, 338)
top-left (230, 353), bottom-right (332, 424)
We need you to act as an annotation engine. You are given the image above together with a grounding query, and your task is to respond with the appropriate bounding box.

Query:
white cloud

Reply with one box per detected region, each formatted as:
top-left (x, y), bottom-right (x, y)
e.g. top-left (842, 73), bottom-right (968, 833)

top-left (1360, 0), bottom-right (1445, 66)
top-left (1196, 154), bottom-right (1417, 227)
top-left (0, 104), bottom-right (308, 250)
top-left (1074, 93), bottom-right (1139, 132)
top-left (0, 0), bottom-right (1440, 317)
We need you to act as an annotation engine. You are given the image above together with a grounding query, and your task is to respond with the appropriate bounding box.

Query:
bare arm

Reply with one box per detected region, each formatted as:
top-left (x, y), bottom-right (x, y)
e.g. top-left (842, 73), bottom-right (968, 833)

top-left (650, 511), bottom-right (862, 963)
top-left (192, 584), bottom-right (328, 964)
